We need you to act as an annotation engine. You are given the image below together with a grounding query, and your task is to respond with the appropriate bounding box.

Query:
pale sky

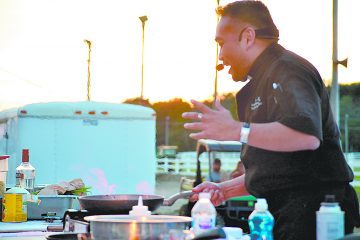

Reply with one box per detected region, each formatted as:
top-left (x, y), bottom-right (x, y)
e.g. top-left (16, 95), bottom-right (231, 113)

top-left (0, 0), bottom-right (359, 111)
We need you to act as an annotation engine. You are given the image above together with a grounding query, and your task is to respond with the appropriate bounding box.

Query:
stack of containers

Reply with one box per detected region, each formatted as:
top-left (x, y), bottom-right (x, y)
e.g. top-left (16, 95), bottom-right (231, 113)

top-left (0, 155), bottom-right (10, 197)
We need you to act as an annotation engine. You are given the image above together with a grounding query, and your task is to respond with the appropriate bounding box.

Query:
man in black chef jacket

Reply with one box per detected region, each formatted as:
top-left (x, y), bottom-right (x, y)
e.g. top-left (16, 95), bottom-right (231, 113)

top-left (182, 1), bottom-right (360, 239)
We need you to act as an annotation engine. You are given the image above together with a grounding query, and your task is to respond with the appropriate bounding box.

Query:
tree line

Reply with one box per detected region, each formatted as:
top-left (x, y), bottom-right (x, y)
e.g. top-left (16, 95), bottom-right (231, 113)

top-left (124, 83), bottom-right (360, 152)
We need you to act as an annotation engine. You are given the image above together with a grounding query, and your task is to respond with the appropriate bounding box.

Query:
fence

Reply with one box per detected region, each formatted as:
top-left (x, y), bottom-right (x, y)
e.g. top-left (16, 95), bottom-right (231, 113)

top-left (157, 152), bottom-right (360, 185)
top-left (346, 152), bottom-right (360, 187)
top-left (156, 151), bottom-right (241, 176)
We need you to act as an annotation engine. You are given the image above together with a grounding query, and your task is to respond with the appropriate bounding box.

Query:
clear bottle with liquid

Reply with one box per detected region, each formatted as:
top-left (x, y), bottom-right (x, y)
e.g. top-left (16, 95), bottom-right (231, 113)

top-left (16, 149), bottom-right (35, 193)
top-left (191, 192), bottom-right (217, 235)
top-left (248, 198), bottom-right (274, 240)
top-left (316, 194), bottom-right (344, 240)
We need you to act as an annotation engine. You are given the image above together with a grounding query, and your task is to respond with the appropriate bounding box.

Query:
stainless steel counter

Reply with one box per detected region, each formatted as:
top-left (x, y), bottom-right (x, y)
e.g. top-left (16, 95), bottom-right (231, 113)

top-left (0, 220), bottom-right (63, 240)
top-left (0, 232), bottom-right (47, 240)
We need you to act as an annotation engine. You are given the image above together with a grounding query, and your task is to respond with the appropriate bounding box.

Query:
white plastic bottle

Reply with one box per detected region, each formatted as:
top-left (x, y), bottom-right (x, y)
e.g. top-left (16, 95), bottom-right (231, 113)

top-left (316, 195), bottom-right (344, 240)
top-left (16, 149), bottom-right (35, 193)
top-left (129, 196), bottom-right (151, 217)
top-left (191, 192), bottom-right (217, 235)
top-left (248, 198), bottom-right (274, 240)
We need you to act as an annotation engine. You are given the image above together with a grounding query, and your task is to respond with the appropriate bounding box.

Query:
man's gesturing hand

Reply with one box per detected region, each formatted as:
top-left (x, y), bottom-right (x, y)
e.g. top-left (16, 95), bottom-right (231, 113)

top-left (182, 99), bottom-right (241, 140)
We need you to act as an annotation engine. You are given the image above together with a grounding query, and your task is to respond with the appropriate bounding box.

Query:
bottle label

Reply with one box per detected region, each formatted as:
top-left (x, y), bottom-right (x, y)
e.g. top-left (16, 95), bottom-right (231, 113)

top-left (192, 214), bottom-right (216, 234)
top-left (316, 212), bottom-right (344, 240)
top-left (16, 172), bottom-right (24, 180)
top-left (16, 170), bottom-right (35, 191)
top-left (2, 193), bottom-right (27, 222)
top-left (17, 170), bottom-right (35, 179)
top-left (16, 172), bottom-right (24, 187)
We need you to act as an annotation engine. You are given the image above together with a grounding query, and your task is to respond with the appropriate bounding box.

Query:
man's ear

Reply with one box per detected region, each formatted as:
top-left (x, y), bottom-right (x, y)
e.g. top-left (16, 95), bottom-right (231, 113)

top-left (244, 28), bottom-right (256, 49)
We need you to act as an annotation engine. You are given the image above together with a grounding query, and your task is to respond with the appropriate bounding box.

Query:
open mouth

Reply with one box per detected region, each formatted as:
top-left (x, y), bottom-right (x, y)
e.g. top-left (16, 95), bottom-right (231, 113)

top-left (228, 66), bottom-right (232, 75)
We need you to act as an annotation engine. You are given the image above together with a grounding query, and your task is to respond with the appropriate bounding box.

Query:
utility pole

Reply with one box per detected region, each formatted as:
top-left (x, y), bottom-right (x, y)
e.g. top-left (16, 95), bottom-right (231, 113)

top-left (165, 116), bottom-right (170, 146)
top-left (84, 39), bottom-right (92, 101)
top-left (139, 15), bottom-right (148, 100)
top-left (345, 113), bottom-right (349, 153)
top-left (330, 0), bottom-right (347, 124)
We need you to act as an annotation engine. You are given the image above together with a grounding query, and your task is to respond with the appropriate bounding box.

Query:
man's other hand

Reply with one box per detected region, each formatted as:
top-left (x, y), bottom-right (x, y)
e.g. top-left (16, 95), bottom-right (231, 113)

top-left (190, 181), bottom-right (225, 206)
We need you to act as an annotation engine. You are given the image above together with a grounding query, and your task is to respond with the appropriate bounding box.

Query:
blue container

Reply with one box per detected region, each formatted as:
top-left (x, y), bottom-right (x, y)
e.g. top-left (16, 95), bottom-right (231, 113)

top-left (248, 198), bottom-right (274, 240)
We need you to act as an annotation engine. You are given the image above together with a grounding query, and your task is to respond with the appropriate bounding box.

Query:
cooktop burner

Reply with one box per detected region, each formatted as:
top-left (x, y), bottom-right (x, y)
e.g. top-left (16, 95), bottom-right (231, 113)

top-left (63, 209), bottom-right (91, 233)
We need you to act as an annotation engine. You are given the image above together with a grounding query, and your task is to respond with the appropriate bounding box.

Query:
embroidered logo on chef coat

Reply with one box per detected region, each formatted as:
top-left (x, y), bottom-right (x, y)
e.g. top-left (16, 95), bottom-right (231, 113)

top-left (251, 96), bottom-right (263, 111)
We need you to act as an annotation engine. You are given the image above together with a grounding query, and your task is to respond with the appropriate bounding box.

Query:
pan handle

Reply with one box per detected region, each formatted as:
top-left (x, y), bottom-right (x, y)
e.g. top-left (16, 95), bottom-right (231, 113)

top-left (163, 190), bottom-right (193, 206)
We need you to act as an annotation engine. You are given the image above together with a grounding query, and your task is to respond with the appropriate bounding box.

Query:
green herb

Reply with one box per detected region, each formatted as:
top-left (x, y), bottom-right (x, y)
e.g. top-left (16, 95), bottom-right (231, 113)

top-left (31, 190), bottom-right (41, 195)
top-left (70, 186), bottom-right (92, 196)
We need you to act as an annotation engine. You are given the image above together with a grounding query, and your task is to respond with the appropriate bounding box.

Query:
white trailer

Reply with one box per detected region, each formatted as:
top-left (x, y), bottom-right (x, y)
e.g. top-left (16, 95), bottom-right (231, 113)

top-left (0, 101), bottom-right (156, 195)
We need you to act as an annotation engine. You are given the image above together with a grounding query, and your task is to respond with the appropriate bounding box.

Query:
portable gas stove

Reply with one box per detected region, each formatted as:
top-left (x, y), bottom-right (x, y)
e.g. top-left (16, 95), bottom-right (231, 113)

top-left (62, 209), bottom-right (194, 240)
top-left (63, 209), bottom-right (96, 233)
top-left (62, 209), bottom-right (141, 233)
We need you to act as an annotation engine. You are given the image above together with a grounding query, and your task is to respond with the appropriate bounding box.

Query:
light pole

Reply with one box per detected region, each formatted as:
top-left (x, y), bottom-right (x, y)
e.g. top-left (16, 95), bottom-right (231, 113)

top-left (84, 39), bottom-right (92, 101)
top-left (165, 116), bottom-right (170, 146)
top-left (139, 15), bottom-right (148, 100)
top-left (345, 113), bottom-right (349, 153)
top-left (213, 0), bottom-right (221, 104)
top-left (330, 0), bottom-right (347, 124)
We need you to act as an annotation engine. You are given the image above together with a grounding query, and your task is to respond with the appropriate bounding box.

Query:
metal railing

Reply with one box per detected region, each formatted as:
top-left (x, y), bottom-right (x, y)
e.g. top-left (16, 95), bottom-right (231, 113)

top-left (346, 152), bottom-right (360, 187)
top-left (156, 152), bottom-right (360, 186)
top-left (156, 151), bottom-right (240, 176)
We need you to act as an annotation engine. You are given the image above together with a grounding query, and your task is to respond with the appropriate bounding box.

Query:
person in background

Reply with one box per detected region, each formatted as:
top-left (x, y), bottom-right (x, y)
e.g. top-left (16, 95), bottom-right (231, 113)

top-left (230, 160), bottom-right (245, 179)
top-left (206, 158), bottom-right (223, 183)
top-left (182, 1), bottom-right (360, 239)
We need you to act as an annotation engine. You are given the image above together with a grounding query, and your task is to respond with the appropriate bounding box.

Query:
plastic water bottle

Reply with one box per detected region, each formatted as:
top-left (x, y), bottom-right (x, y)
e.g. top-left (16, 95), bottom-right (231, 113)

top-left (191, 192), bottom-right (217, 235)
top-left (16, 149), bottom-right (35, 193)
top-left (316, 195), bottom-right (344, 240)
top-left (248, 198), bottom-right (274, 240)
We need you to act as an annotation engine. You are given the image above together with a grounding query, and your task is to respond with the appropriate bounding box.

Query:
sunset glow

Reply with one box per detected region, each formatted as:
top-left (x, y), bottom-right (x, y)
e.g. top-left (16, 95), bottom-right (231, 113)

top-left (0, 0), bottom-right (359, 110)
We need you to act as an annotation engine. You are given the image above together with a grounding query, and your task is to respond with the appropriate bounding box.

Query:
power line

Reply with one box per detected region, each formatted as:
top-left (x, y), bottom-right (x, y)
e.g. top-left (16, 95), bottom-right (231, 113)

top-left (0, 66), bottom-right (44, 89)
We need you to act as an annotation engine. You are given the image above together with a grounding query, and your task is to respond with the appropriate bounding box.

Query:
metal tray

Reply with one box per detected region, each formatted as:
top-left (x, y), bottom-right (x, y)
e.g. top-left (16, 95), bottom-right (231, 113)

top-left (27, 195), bottom-right (79, 220)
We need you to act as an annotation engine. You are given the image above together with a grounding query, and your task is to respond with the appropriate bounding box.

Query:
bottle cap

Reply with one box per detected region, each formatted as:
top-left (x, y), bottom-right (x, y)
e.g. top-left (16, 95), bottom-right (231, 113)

top-left (199, 192), bottom-right (211, 200)
top-left (129, 196), bottom-right (151, 216)
top-left (22, 149), bottom-right (29, 163)
top-left (0, 155), bottom-right (9, 172)
top-left (0, 155), bottom-right (10, 160)
top-left (6, 186), bottom-right (30, 194)
top-left (255, 198), bottom-right (268, 211)
top-left (324, 194), bottom-right (336, 203)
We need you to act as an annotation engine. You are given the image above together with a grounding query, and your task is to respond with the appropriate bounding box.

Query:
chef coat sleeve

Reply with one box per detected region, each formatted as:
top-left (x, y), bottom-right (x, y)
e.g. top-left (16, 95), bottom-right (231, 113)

top-left (271, 63), bottom-right (323, 141)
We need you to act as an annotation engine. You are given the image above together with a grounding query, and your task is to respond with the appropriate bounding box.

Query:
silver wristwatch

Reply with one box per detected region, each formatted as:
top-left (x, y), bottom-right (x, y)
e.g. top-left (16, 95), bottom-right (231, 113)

top-left (240, 122), bottom-right (250, 144)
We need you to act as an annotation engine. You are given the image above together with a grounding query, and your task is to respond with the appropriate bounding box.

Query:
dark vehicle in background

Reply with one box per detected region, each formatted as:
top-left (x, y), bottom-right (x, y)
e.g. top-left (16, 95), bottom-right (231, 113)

top-left (186, 139), bottom-right (256, 233)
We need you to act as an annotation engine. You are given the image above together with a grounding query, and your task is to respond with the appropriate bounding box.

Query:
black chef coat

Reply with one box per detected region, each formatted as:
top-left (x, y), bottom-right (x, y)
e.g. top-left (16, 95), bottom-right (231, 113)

top-left (236, 43), bottom-right (353, 197)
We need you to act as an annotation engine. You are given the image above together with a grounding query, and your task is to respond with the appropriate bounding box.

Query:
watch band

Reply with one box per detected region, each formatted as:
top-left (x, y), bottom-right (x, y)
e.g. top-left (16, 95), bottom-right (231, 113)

top-left (240, 122), bottom-right (250, 144)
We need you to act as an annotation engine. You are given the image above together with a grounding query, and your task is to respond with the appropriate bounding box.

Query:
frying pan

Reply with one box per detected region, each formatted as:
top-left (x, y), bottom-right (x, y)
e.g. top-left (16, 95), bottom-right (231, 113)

top-left (78, 190), bottom-right (192, 214)
top-left (46, 233), bottom-right (90, 240)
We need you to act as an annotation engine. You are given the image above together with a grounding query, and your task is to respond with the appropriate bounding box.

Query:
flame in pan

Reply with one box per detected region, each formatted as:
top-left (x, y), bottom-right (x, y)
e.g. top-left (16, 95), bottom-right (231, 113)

top-left (129, 221), bottom-right (138, 239)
